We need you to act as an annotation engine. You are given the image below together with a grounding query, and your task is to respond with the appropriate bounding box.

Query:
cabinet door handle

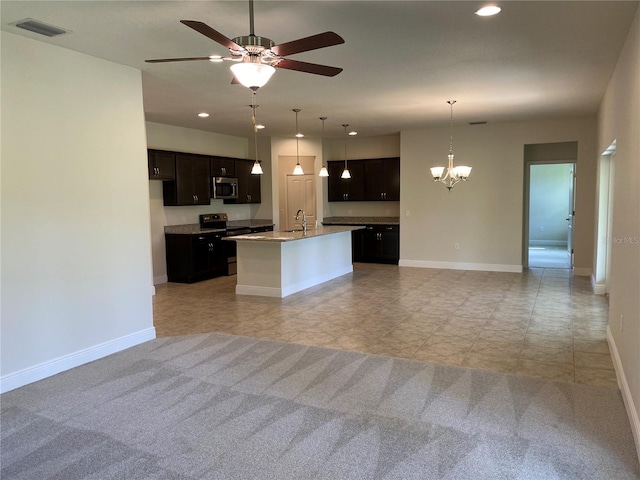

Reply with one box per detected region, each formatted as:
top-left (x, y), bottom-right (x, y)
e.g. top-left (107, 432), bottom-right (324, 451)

top-left (221, 167), bottom-right (226, 175)
top-left (247, 194), bottom-right (251, 202)
top-left (385, 226), bottom-right (393, 230)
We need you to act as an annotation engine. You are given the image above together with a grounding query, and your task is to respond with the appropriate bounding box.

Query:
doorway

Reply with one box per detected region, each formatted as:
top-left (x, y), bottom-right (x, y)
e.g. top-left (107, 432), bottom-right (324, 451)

top-left (526, 163), bottom-right (575, 268)
top-left (593, 141), bottom-right (616, 294)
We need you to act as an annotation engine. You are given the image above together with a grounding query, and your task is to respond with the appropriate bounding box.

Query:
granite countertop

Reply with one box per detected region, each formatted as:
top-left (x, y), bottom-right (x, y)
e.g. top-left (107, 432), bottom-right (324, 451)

top-left (223, 225), bottom-right (364, 243)
top-left (322, 216), bottom-right (400, 226)
top-left (165, 219), bottom-right (274, 235)
top-left (227, 219), bottom-right (275, 229)
top-left (164, 224), bottom-right (226, 235)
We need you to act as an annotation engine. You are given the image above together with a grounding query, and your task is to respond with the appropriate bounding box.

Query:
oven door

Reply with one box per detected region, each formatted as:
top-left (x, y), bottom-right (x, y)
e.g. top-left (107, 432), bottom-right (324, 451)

top-left (212, 177), bottom-right (238, 199)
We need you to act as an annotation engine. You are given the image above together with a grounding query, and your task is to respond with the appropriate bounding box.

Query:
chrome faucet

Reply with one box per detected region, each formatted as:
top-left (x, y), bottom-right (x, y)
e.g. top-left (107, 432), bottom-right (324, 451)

top-left (295, 209), bottom-right (307, 233)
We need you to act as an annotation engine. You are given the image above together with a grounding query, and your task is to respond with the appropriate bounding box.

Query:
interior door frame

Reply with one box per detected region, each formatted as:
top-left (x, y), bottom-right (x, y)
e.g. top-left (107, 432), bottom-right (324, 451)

top-left (522, 159), bottom-right (576, 269)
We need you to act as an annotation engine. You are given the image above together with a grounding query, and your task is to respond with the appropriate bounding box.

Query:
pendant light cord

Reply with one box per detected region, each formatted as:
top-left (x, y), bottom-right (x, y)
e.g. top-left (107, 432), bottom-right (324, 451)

top-left (448, 100), bottom-right (456, 155)
top-left (343, 124), bottom-right (348, 167)
top-left (295, 110), bottom-right (300, 163)
top-left (252, 91), bottom-right (259, 163)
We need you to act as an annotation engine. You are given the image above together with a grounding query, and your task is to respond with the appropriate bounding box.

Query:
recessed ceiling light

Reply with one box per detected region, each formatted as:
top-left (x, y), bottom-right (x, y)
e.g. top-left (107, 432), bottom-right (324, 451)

top-left (256, 124), bottom-right (266, 129)
top-left (295, 133), bottom-right (304, 138)
top-left (198, 112), bottom-right (209, 118)
top-left (475, 5), bottom-right (501, 16)
top-left (348, 131), bottom-right (358, 136)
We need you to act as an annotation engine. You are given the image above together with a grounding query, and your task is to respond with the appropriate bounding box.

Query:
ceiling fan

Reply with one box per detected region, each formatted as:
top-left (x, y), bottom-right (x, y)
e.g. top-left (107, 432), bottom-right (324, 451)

top-left (145, 0), bottom-right (345, 89)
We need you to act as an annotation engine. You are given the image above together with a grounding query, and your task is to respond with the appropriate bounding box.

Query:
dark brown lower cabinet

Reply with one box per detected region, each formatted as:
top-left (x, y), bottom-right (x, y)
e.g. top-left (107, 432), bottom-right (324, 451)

top-left (165, 233), bottom-right (227, 283)
top-left (352, 225), bottom-right (399, 264)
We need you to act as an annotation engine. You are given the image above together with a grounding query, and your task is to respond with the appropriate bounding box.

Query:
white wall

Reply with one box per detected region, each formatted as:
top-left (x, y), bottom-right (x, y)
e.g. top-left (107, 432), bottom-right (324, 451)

top-left (597, 7), bottom-right (640, 458)
top-left (529, 163), bottom-right (572, 246)
top-left (146, 122), bottom-right (272, 283)
top-left (400, 117), bottom-right (597, 273)
top-left (1, 33), bottom-right (154, 391)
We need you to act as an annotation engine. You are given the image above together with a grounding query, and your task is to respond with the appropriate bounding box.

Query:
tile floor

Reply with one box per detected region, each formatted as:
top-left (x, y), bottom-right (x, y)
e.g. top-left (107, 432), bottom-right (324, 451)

top-left (153, 263), bottom-right (618, 388)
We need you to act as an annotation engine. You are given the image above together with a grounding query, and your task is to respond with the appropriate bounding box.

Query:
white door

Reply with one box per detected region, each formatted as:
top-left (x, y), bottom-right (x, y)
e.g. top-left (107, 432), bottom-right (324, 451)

top-left (286, 174), bottom-right (316, 230)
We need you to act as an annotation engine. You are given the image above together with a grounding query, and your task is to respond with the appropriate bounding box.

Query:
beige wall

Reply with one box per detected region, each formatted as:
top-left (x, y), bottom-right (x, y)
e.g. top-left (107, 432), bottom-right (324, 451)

top-left (1, 33), bottom-right (154, 389)
top-left (146, 122), bottom-right (272, 283)
top-left (597, 7), bottom-right (640, 456)
top-left (400, 117), bottom-right (597, 272)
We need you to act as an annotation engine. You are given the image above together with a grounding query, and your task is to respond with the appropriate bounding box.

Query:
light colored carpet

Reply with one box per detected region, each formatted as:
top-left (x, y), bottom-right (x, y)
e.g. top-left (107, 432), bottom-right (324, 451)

top-left (2, 333), bottom-right (638, 479)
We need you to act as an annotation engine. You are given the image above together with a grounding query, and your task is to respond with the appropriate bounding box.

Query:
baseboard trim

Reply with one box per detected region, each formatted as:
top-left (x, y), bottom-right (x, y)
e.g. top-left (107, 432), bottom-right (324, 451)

top-left (607, 326), bottom-right (640, 463)
top-left (398, 259), bottom-right (523, 273)
top-left (573, 267), bottom-right (591, 277)
top-left (154, 275), bottom-right (168, 285)
top-left (0, 327), bottom-right (156, 394)
top-left (591, 274), bottom-right (607, 295)
top-left (236, 266), bottom-right (353, 298)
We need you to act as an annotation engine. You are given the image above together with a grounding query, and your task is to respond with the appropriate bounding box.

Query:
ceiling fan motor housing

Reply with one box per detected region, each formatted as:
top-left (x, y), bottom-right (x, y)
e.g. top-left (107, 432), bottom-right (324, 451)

top-left (233, 35), bottom-right (275, 53)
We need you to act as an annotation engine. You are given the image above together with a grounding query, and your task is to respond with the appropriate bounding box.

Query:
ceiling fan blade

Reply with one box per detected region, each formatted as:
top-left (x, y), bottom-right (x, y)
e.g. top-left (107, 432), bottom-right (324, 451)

top-left (271, 32), bottom-right (344, 57)
top-left (275, 59), bottom-right (342, 77)
top-left (180, 20), bottom-right (243, 51)
top-left (145, 57), bottom-right (213, 63)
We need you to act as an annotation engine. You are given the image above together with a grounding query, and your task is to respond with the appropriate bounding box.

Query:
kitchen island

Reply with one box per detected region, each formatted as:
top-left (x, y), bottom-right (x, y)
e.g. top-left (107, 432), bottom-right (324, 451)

top-left (224, 225), bottom-right (364, 298)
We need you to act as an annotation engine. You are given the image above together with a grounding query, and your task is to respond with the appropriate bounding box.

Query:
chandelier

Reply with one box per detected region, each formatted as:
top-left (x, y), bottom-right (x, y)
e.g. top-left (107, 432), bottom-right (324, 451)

top-left (430, 100), bottom-right (472, 191)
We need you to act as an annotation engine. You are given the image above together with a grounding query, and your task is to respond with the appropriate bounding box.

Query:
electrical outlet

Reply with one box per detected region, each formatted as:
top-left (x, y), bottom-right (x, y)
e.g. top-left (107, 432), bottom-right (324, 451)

top-left (620, 314), bottom-right (624, 332)
top-left (454, 243), bottom-right (460, 250)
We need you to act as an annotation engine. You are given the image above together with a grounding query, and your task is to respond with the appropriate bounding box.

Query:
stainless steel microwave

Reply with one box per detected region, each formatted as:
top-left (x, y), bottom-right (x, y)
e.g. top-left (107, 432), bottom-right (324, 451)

top-left (212, 177), bottom-right (238, 200)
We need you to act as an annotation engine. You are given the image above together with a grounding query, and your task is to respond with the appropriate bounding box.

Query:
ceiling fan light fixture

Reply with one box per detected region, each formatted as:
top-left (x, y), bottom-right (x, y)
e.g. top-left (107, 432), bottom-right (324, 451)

top-left (230, 62), bottom-right (275, 89)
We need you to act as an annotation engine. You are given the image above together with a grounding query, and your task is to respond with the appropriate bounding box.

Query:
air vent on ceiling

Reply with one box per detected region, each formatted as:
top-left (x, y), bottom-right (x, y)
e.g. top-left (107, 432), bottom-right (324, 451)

top-left (469, 121), bottom-right (487, 125)
top-left (11, 18), bottom-right (71, 37)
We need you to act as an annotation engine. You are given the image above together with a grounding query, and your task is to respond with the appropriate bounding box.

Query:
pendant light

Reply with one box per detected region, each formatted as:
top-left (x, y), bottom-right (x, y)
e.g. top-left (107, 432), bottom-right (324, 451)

top-left (292, 108), bottom-right (304, 175)
top-left (250, 91), bottom-right (263, 174)
top-left (318, 117), bottom-right (329, 177)
top-left (430, 100), bottom-right (472, 191)
top-left (341, 124), bottom-right (351, 179)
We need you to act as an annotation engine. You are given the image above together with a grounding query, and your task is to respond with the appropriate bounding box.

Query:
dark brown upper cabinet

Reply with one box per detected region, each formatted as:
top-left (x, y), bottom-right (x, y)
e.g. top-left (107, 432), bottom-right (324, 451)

top-left (225, 159), bottom-right (261, 204)
top-left (148, 150), bottom-right (176, 180)
top-left (210, 156), bottom-right (236, 178)
top-left (162, 154), bottom-right (211, 206)
top-left (364, 157), bottom-right (400, 201)
top-left (327, 160), bottom-right (365, 202)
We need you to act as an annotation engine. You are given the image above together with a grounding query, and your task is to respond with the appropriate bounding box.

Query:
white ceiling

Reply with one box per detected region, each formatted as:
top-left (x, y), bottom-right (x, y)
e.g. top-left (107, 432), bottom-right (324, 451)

top-left (2, 1), bottom-right (638, 139)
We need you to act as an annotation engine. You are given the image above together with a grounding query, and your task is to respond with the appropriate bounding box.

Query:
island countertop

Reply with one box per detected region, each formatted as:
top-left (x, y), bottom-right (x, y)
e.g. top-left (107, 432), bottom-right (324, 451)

top-left (322, 216), bottom-right (400, 226)
top-left (223, 225), bottom-right (364, 243)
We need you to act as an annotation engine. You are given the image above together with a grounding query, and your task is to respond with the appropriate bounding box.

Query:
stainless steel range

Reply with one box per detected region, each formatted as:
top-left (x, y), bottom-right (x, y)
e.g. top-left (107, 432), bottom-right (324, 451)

top-left (199, 213), bottom-right (251, 275)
